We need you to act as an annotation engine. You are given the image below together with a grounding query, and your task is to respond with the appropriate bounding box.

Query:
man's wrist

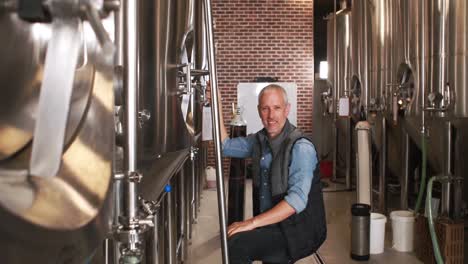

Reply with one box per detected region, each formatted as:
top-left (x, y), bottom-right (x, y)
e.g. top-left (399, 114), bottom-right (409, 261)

top-left (250, 217), bottom-right (257, 228)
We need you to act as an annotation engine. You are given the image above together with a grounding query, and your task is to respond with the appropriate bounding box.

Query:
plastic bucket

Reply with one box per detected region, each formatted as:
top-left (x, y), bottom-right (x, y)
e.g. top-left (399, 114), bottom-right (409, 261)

top-left (370, 213), bottom-right (387, 254)
top-left (205, 166), bottom-right (216, 188)
top-left (390, 210), bottom-right (415, 252)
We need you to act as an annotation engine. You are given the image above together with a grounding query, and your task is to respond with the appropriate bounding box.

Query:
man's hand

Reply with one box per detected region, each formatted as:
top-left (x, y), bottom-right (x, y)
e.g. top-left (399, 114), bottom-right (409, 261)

top-left (227, 201), bottom-right (296, 238)
top-left (227, 218), bottom-right (256, 237)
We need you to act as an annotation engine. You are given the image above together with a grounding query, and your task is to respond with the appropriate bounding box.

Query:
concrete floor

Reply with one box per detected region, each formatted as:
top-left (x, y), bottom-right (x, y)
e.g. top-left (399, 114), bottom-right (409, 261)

top-left (187, 179), bottom-right (422, 264)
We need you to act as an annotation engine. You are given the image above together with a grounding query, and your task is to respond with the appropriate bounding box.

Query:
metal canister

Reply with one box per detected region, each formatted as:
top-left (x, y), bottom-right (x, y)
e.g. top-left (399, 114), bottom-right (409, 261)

top-left (227, 106), bottom-right (247, 225)
top-left (351, 203), bottom-right (371, 261)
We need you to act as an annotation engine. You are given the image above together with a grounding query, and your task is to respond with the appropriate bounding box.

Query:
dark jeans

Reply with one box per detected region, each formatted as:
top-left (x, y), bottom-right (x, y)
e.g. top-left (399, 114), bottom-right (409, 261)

top-left (228, 225), bottom-right (292, 264)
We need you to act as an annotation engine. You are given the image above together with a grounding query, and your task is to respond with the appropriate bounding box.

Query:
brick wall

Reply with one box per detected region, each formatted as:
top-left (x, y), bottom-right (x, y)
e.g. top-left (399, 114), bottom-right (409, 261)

top-left (207, 0), bottom-right (315, 167)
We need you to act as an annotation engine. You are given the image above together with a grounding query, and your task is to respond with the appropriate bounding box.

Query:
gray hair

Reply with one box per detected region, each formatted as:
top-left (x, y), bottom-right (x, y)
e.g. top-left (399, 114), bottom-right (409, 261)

top-left (258, 84), bottom-right (289, 105)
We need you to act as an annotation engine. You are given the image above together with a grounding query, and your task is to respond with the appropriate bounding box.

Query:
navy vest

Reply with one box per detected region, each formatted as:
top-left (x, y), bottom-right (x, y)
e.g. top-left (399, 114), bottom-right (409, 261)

top-left (251, 126), bottom-right (327, 261)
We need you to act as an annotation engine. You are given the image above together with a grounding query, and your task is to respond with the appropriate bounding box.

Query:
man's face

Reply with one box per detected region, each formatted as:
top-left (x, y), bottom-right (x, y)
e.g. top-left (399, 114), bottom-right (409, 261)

top-left (257, 89), bottom-right (290, 139)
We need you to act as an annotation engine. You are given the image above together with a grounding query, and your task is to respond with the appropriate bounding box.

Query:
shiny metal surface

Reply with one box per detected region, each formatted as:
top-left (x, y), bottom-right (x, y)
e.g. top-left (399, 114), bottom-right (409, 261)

top-left (350, 0), bottom-right (372, 118)
top-left (140, 149), bottom-right (189, 202)
top-left (138, 0), bottom-right (190, 160)
top-left (29, 18), bottom-right (82, 178)
top-left (122, 0), bottom-right (139, 226)
top-left (194, 0), bottom-right (208, 72)
top-left (327, 9), bottom-right (351, 100)
top-left (204, 0), bottom-right (230, 261)
top-left (0, 3), bottom-right (115, 261)
top-left (327, 7), bottom-right (353, 184)
top-left (0, 68), bottom-right (114, 263)
top-left (400, 132), bottom-right (410, 209)
top-left (0, 14), bottom-right (93, 161)
top-left (448, 0), bottom-right (468, 117)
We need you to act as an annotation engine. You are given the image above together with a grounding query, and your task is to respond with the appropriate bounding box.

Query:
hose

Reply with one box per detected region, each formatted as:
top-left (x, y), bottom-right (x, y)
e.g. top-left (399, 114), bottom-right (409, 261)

top-left (121, 255), bottom-right (140, 264)
top-left (414, 133), bottom-right (427, 213)
top-left (426, 176), bottom-right (447, 264)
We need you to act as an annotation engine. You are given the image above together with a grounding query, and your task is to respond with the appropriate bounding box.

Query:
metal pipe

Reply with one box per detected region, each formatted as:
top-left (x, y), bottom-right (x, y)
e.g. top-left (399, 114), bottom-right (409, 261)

top-left (420, 0), bottom-right (426, 133)
top-left (363, 0), bottom-right (369, 115)
top-left (152, 208), bottom-right (160, 264)
top-left (185, 163), bottom-right (192, 241)
top-left (166, 185), bottom-right (176, 264)
top-left (123, 0), bottom-right (138, 223)
top-left (332, 0), bottom-right (338, 183)
top-left (346, 118), bottom-right (351, 189)
top-left (203, 0), bottom-right (229, 262)
top-left (190, 148), bottom-right (197, 238)
top-left (178, 169), bottom-right (187, 262)
top-left (401, 132), bottom-right (410, 210)
top-left (104, 238), bottom-right (110, 264)
top-left (378, 117), bottom-right (386, 213)
top-left (114, 0), bottom-right (124, 66)
top-left (438, 0), bottom-right (448, 110)
top-left (441, 121), bottom-right (452, 216)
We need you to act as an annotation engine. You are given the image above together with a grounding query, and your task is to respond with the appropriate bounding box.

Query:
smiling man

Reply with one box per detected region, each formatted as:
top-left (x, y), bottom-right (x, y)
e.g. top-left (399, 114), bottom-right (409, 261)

top-left (219, 84), bottom-right (327, 264)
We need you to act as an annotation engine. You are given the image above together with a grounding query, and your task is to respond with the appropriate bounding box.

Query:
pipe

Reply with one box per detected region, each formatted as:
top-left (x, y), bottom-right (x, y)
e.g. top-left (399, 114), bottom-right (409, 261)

top-left (441, 121), bottom-right (452, 216)
top-left (190, 148), bottom-right (197, 238)
top-left (379, 117), bottom-right (387, 213)
top-left (166, 184), bottom-right (176, 264)
top-left (332, 0), bottom-right (338, 183)
top-left (178, 169), bottom-right (187, 261)
top-left (415, 0), bottom-right (427, 214)
top-left (414, 133), bottom-right (427, 213)
top-left (400, 132), bottom-right (410, 209)
top-left (345, 118), bottom-right (351, 189)
top-left (438, 0), bottom-right (448, 110)
top-left (203, 0), bottom-right (230, 262)
top-left (122, 0), bottom-right (139, 224)
top-left (152, 208), bottom-right (161, 264)
top-left (355, 121), bottom-right (372, 206)
top-left (426, 176), bottom-right (448, 264)
top-left (114, 0), bottom-right (124, 66)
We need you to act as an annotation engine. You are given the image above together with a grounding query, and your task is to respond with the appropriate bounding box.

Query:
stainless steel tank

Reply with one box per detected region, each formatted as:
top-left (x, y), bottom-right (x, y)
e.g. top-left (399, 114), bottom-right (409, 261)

top-left (138, 0), bottom-right (192, 161)
top-left (448, 0), bottom-right (468, 118)
top-left (370, 0), bottom-right (387, 111)
top-left (0, 11), bottom-right (114, 263)
top-left (137, 0), bottom-right (195, 202)
top-left (350, 0), bottom-right (372, 120)
top-left (327, 8), bottom-right (351, 101)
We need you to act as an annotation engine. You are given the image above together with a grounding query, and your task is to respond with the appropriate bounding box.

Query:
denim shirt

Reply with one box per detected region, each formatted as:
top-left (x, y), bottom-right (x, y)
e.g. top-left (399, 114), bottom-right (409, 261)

top-left (222, 135), bottom-right (318, 214)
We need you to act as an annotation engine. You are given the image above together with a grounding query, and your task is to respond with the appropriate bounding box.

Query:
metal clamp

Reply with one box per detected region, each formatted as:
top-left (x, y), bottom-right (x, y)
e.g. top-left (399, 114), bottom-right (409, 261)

top-left (190, 146), bottom-right (199, 160)
top-left (140, 198), bottom-right (158, 216)
top-left (138, 109), bottom-right (151, 128)
top-left (177, 63), bottom-right (194, 97)
top-left (127, 171), bottom-right (142, 183)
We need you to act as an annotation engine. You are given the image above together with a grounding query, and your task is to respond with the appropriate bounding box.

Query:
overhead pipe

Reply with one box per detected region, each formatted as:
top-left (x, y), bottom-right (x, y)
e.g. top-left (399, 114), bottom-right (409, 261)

top-left (203, 0), bottom-right (230, 263)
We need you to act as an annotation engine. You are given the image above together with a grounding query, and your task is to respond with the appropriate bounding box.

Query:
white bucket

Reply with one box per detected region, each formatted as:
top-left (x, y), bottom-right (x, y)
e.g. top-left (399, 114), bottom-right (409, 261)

top-left (205, 166), bottom-right (216, 188)
top-left (370, 213), bottom-right (387, 254)
top-left (390, 210), bottom-right (415, 252)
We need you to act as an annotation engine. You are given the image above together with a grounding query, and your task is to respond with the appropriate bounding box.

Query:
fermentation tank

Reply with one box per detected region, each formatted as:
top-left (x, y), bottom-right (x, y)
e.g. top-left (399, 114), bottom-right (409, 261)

top-left (349, 0), bottom-right (372, 120)
top-left (327, 4), bottom-right (353, 185)
top-left (0, 6), bottom-right (115, 263)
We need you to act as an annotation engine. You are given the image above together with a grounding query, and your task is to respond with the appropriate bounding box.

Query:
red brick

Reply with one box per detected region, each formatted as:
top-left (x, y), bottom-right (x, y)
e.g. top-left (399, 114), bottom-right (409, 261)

top-left (207, 0), bottom-right (314, 166)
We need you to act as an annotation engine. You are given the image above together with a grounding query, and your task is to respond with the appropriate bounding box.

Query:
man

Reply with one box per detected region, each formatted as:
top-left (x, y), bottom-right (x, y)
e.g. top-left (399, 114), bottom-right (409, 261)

top-left (218, 84), bottom-right (327, 264)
